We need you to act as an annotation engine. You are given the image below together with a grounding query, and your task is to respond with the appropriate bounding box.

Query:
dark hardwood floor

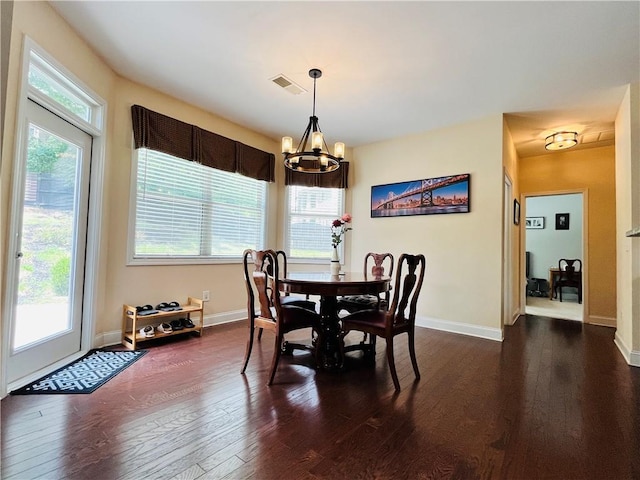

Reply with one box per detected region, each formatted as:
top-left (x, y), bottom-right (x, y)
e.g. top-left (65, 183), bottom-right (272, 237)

top-left (2, 314), bottom-right (639, 480)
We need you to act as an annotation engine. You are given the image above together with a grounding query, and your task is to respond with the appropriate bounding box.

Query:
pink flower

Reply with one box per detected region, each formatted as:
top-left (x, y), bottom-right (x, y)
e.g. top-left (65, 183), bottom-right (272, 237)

top-left (331, 213), bottom-right (353, 248)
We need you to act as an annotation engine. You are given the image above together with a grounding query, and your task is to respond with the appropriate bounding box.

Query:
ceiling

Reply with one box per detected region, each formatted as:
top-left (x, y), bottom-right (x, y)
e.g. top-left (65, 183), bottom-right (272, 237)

top-left (50, 1), bottom-right (639, 158)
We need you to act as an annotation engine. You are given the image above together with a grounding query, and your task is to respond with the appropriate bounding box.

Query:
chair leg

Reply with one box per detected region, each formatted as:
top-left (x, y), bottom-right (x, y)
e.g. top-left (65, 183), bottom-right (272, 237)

top-left (267, 333), bottom-right (283, 386)
top-left (386, 337), bottom-right (400, 391)
top-left (408, 330), bottom-right (420, 381)
top-left (367, 334), bottom-right (377, 362)
top-left (241, 326), bottom-right (255, 374)
top-left (559, 286), bottom-right (563, 302)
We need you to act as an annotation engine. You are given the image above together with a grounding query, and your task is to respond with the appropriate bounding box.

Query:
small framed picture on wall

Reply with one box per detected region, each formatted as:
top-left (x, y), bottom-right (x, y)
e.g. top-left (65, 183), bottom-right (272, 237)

top-left (525, 217), bottom-right (544, 229)
top-left (556, 213), bottom-right (570, 230)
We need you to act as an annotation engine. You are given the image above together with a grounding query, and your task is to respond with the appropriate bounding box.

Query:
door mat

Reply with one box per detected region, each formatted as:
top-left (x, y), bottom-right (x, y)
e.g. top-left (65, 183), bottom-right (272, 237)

top-left (11, 349), bottom-right (147, 395)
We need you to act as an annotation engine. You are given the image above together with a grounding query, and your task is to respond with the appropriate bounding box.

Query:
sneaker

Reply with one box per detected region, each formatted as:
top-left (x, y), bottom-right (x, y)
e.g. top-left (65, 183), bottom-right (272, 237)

top-left (157, 323), bottom-right (172, 334)
top-left (139, 325), bottom-right (155, 338)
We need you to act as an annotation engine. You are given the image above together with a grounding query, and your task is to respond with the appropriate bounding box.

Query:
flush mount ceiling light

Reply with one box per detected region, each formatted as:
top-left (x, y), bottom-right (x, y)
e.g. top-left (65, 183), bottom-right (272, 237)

top-left (282, 68), bottom-right (344, 173)
top-left (545, 131), bottom-right (578, 151)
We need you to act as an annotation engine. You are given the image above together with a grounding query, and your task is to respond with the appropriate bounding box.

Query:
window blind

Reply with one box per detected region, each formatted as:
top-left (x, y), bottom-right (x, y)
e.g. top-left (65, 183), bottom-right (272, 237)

top-left (286, 185), bottom-right (344, 259)
top-left (134, 148), bottom-right (266, 260)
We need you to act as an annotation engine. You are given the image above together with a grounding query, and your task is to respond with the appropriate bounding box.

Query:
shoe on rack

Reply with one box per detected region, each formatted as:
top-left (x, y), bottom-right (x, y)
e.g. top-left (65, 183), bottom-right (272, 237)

top-left (170, 319), bottom-right (184, 331)
top-left (136, 304), bottom-right (159, 316)
top-left (157, 322), bottom-right (172, 334)
top-left (139, 325), bottom-right (155, 338)
top-left (180, 317), bottom-right (195, 329)
top-left (167, 301), bottom-right (183, 311)
top-left (156, 302), bottom-right (173, 312)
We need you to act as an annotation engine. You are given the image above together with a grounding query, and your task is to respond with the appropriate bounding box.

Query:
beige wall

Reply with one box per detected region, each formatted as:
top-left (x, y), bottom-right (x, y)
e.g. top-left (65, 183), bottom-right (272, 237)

top-left (519, 145), bottom-right (617, 325)
top-left (1, 2), bottom-right (282, 345)
top-left (106, 77), bottom-right (281, 335)
top-left (1, 0), bottom-right (14, 148)
top-left (615, 83), bottom-right (640, 364)
top-left (351, 116), bottom-right (505, 336)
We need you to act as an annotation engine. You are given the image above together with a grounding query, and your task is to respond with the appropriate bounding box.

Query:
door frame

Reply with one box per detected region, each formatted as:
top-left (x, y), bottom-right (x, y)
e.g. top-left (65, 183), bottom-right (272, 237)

top-left (503, 173), bottom-right (515, 327)
top-left (0, 37), bottom-right (107, 397)
top-left (520, 189), bottom-right (588, 322)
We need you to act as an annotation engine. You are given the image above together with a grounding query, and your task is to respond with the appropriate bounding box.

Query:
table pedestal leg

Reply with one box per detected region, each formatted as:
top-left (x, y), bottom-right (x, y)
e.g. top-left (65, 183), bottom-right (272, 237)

top-left (317, 296), bottom-right (344, 371)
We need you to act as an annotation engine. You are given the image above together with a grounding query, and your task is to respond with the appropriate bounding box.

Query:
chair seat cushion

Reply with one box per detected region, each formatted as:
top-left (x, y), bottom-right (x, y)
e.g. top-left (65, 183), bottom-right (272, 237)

top-left (341, 309), bottom-right (387, 331)
top-left (337, 294), bottom-right (384, 313)
top-left (280, 296), bottom-right (316, 311)
top-left (279, 305), bottom-right (321, 330)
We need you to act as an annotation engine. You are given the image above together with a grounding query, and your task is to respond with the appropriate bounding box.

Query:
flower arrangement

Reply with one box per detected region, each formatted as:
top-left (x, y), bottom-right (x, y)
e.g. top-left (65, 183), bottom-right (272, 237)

top-left (331, 213), bottom-right (352, 248)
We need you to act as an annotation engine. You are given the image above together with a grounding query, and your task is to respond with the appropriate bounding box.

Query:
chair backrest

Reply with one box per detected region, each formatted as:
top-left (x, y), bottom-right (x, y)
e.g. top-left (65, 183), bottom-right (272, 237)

top-left (243, 249), bottom-right (280, 321)
top-left (386, 253), bottom-right (426, 327)
top-left (275, 250), bottom-right (293, 297)
top-left (559, 258), bottom-right (582, 281)
top-left (364, 252), bottom-right (394, 279)
top-left (276, 250), bottom-right (289, 278)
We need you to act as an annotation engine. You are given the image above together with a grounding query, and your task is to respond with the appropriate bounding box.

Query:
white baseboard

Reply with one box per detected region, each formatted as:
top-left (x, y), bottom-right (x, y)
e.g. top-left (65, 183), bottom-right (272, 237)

top-left (95, 330), bottom-right (122, 347)
top-left (588, 315), bottom-right (616, 328)
top-left (203, 309), bottom-right (246, 327)
top-left (617, 334), bottom-right (640, 367)
top-left (614, 332), bottom-right (640, 367)
top-left (100, 313), bottom-right (500, 347)
top-left (631, 350), bottom-right (640, 367)
top-left (415, 316), bottom-right (503, 342)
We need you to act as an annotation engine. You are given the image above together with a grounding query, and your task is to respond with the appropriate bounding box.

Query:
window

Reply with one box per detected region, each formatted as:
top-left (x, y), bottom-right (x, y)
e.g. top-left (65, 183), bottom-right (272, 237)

top-left (27, 50), bottom-right (102, 132)
top-left (130, 148), bottom-right (267, 263)
top-left (286, 185), bottom-right (345, 260)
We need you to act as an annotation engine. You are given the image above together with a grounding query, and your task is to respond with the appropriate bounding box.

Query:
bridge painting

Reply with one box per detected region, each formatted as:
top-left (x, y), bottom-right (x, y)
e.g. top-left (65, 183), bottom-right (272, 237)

top-left (371, 173), bottom-right (470, 218)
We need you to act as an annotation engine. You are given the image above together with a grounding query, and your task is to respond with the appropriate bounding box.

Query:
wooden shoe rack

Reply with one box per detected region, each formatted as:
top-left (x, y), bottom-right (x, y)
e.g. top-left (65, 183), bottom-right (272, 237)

top-left (122, 297), bottom-right (204, 350)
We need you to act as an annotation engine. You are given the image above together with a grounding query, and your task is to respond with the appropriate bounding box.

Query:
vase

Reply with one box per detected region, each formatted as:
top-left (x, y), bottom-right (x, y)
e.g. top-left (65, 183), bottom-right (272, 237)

top-left (330, 247), bottom-right (341, 275)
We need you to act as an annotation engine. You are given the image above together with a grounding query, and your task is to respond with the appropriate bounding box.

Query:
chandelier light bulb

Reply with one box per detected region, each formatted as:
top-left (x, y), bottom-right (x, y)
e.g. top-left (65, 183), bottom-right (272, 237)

top-left (282, 136), bottom-right (293, 154)
top-left (312, 131), bottom-right (323, 151)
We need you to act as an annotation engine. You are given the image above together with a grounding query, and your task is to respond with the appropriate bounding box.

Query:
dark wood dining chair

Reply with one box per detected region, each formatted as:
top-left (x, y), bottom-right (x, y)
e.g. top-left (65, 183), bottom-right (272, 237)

top-left (554, 258), bottom-right (582, 303)
top-left (274, 250), bottom-right (316, 311)
top-left (340, 253), bottom-right (425, 391)
top-left (241, 249), bottom-right (321, 385)
top-left (337, 252), bottom-right (394, 314)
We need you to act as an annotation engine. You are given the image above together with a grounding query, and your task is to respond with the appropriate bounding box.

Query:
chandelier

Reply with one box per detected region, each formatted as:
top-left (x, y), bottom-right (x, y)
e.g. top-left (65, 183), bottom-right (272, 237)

top-left (545, 131), bottom-right (578, 151)
top-left (282, 68), bottom-right (345, 173)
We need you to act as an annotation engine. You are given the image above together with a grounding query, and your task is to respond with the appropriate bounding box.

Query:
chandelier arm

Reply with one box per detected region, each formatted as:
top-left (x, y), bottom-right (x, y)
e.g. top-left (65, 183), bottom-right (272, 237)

top-left (295, 117), bottom-right (314, 153)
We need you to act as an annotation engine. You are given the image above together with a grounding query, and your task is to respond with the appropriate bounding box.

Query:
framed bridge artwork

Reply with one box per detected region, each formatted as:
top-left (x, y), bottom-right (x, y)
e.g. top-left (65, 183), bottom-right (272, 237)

top-left (370, 173), bottom-right (470, 218)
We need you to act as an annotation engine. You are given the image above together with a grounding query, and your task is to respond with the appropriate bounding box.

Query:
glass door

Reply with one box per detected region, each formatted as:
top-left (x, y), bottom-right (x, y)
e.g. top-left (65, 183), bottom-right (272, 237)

top-left (6, 100), bottom-right (91, 383)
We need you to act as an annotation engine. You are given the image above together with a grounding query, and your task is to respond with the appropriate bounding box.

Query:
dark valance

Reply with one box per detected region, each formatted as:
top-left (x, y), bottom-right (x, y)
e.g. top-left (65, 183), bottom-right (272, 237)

top-left (284, 162), bottom-right (349, 188)
top-left (131, 104), bottom-right (275, 182)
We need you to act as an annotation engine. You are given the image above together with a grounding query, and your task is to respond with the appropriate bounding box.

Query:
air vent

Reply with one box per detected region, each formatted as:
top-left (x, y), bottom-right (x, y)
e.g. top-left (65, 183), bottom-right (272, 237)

top-left (599, 130), bottom-right (615, 141)
top-left (581, 130), bottom-right (615, 144)
top-left (581, 133), bottom-right (600, 144)
top-left (270, 74), bottom-right (306, 95)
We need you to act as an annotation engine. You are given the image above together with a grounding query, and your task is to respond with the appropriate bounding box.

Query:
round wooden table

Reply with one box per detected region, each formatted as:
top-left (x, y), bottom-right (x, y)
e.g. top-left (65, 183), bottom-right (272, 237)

top-left (279, 272), bottom-right (391, 370)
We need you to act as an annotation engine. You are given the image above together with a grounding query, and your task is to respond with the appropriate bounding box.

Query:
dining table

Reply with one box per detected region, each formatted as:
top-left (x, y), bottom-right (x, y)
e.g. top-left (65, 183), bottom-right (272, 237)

top-left (279, 271), bottom-right (391, 371)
